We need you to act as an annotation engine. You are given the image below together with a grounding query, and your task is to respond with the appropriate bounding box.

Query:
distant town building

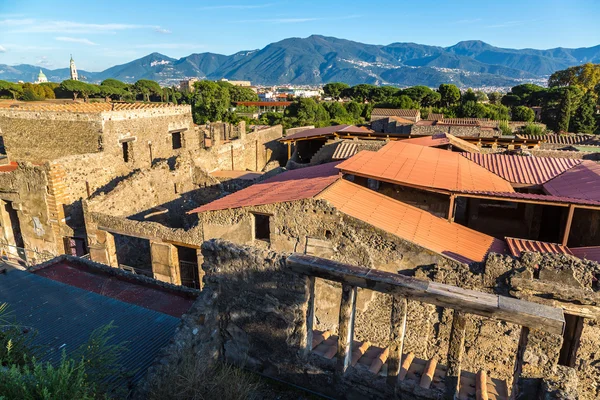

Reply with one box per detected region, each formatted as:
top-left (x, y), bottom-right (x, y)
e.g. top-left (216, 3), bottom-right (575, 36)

top-left (69, 55), bottom-right (78, 81)
top-left (35, 69), bottom-right (48, 84)
top-left (220, 78), bottom-right (251, 87)
top-left (179, 78), bottom-right (199, 92)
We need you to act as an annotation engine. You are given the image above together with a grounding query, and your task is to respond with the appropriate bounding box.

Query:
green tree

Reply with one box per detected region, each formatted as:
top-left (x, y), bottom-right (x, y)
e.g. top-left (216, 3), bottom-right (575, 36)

top-left (557, 93), bottom-right (572, 132)
top-left (0, 81), bottom-right (23, 100)
top-left (488, 92), bottom-right (502, 105)
top-left (60, 80), bottom-right (98, 101)
top-left (511, 106), bottom-right (535, 122)
top-left (475, 91), bottom-right (489, 103)
top-left (217, 81), bottom-right (258, 102)
top-left (100, 78), bottom-right (128, 90)
top-left (323, 82), bottom-right (350, 100)
top-left (192, 80), bottom-right (231, 124)
top-left (520, 123), bottom-right (546, 135)
top-left (345, 101), bottom-right (364, 119)
top-left (323, 101), bottom-right (351, 123)
top-left (344, 84), bottom-right (377, 103)
top-left (571, 92), bottom-right (598, 133)
top-left (402, 86), bottom-right (440, 107)
top-left (438, 84), bottom-right (461, 107)
top-left (377, 95), bottom-right (415, 109)
top-left (284, 98), bottom-right (329, 127)
top-left (501, 94), bottom-right (521, 107)
top-left (370, 86), bottom-right (400, 103)
top-left (509, 84), bottom-right (545, 106)
top-left (549, 63), bottom-right (600, 92)
top-left (133, 79), bottom-right (162, 102)
top-left (461, 88), bottom-right (478, 103)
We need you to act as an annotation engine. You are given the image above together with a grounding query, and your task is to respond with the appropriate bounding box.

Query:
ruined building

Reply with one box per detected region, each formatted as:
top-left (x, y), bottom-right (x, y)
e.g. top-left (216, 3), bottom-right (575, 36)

top-left (0, 101), bottom-right (284, 268)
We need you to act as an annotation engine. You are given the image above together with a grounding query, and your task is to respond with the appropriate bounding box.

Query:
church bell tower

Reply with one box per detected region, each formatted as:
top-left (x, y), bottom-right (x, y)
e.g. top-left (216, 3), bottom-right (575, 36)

top-left (70, 55), bottom-right (78, 81)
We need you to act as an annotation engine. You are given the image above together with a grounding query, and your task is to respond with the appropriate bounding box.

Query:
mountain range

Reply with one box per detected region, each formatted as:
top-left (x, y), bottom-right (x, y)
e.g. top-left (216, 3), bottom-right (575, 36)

top-left (2, 35), bottom-right (600, 88)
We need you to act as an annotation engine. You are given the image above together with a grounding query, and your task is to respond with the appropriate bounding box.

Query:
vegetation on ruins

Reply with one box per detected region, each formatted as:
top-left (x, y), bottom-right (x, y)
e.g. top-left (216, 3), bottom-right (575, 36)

top-left (0, 303), bottom-right (128, 399)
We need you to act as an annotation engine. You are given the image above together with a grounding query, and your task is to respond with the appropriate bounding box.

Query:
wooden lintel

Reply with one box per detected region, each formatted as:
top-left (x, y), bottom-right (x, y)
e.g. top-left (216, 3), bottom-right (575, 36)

top-left (386, 296), bottom-right (408, 387)
top-left (448, 194), bottom-right (456, 222)
top-left (336, 283), bottom-right (357, 376)
top-left (287, 254), bottom-right (565, 335)
top-left (445, 311), bottom-right (467, 399)
top-left (562, 204), bottom-right (575, 246)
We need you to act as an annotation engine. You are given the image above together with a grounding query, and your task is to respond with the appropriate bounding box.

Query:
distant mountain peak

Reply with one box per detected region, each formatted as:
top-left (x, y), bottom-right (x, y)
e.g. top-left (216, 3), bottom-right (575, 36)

top-left (1, 35), bottom-right (599, 87)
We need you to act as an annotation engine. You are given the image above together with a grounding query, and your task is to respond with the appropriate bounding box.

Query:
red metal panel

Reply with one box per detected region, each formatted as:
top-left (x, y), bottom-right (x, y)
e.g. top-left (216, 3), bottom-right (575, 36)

top-left (543, 161), bottom-right (600, 202)
top-left (189, 161), bottom-right (341, 213)
top-left (317, 179), bottom-right (506, 264)
top-left (336, 142), bottom-right (514, 193)
top-left (462, 153), bottom-right (581, 185)
top-left (570, 246), bottom-right (600, 263)
top-left (505, 237), bottom-right (573, 258)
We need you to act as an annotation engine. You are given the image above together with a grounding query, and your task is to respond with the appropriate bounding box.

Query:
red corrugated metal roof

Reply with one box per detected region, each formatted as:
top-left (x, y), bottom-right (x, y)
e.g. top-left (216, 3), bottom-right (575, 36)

top-left (505, 237), bottom-right (573, 258)
top-left (401, 135), bottom-right (450, 147)
top-left (456, 190), bottom-right (600, 207)
top-left (461, 153), bottom-right (581, 185)
top-left (543, 161), bottom-right (600, 201)
top-left (280, 125), bottom-right (373, 142)
top-left (570, 246), bottom-right (600, 263)
top-left (336, 141), bottom-right (514, 193)
top-left (317, 179), bottom-right (506, 264)
top-left (189, 162), bottom-right (340, 213)
top-left (331, 142), bottom-right (358, 160)
top-left (281, 125), bottom-right (350, 141)
top-left (34, 260), bottom-right (196, 318)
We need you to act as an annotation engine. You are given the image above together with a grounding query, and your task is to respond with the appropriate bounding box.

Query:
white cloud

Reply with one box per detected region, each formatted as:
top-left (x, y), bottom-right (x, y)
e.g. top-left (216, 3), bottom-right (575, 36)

top-left (0, 45), bottom-right (6, 53)
top-left (487, 20), bottom-right (526, 28)
top-left (36, 55), bottom-right (53, 68)
top-left (55, 36), bottom-right (98, 46)
top-left (198, 3), bottom-right (278, 10)
top-left (0, 18), bottom-right (35, 26)
top-left (10, 20), bottom-right (156, 34)
top-left (154, 27), bottom-right (172, 34)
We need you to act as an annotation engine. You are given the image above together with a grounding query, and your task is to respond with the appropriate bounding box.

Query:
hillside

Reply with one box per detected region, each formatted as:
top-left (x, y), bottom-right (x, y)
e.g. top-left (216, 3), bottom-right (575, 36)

top-left (1, 35), bottom-right (599, 88)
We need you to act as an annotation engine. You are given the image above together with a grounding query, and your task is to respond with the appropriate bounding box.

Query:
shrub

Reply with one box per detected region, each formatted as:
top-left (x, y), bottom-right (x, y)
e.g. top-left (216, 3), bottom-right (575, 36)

top-left (498, 120), bottom-right (512, 136)
top-left (520, 123), bottom-right (546, 136)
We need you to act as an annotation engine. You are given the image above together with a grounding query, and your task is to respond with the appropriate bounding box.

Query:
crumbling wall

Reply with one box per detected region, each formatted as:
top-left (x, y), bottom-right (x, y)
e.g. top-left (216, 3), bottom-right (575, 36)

top-left (194, 125), bottom-right (284, 172)
top-left (0, 163), bottom-right (58, 255)
top-left (0, 110), bottom-right (103, 162)
top-left (100, 106), bottom-right (195, 169)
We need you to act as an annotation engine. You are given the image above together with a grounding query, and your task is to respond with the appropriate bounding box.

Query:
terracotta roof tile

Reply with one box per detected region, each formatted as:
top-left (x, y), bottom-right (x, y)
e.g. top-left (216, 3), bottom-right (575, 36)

top-left (570, 246), bottom-right (600, 264)
top-left (189, 162), bottom-right (340, 213)
top-left (505, 237), bottom-right (572, 258)
top-left (517, 133), bottom-right (597, 145)
top-left (0, 162), bottom-right (18, 172)
top-left (317, 179), bottom-right (506, 263)
top-left (462, 153), bottom-right (581, 185)
top-left (543, 161), bottom-right (600, 202)
top-left (426, 113), bottom-right (444, 121)
top-left (336, 142), bottom-right (514, 193)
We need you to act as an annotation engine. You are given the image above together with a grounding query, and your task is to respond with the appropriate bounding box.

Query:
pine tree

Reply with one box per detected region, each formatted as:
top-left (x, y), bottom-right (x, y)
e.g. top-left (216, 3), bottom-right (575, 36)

top-left (571, 92), bottom-right (597, 133)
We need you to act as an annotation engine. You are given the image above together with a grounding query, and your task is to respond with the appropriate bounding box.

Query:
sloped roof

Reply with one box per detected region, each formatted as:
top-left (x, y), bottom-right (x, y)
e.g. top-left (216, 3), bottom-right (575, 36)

top-left (317, 179), bottom-right (506, 263)
top-left (456, 190), bottom-right (600, 208)
top-left (1, 268), bottom-right (183, 391)
top-left (280, 125), bottom-right (348, 141)
top-left (332, 142), bottom-right (359, 160)
top-left (389, 116), bottom-right (416, 124)
top-left (426, 113), bottom-right (444, 121)
top-left (336, 141), bottom-right (514, 193)
top-left (401, 135), bottom-right (450, 147)
top-left (544, 161), bottom-right (600, 201)
top-left (371, 108), bottom-right (419, 118)
top-left (189, 162), bottom-right (340, 213)
top-left (517, 133), bottom-right (596, 145)
top-left (570, 246), bottom-right (600, 264)
top-left (505, 237), bottom-right (572, 258)
top-left (462, 153), bottom-right (581, 185)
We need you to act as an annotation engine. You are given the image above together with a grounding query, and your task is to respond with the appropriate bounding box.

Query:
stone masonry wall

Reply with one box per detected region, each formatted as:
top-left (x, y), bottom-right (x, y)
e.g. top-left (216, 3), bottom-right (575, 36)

top-left (0, 110), bottom-right (103, 162)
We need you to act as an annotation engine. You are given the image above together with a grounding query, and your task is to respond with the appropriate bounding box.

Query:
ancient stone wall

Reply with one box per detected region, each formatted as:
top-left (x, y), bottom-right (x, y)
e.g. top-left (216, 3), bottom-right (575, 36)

top-left (0, 110), bottom-right (103, 162)
top-left (0, 163), bottom-right (58, 255)
top-left (194, 125), bottom-right (284, 173)
top-left (100, 106), bottom-right (195, 169)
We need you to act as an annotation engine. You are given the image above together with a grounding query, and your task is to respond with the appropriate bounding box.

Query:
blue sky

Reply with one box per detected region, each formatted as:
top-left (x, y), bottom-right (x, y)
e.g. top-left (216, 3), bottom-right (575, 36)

top-left (0, 0), bottom-right (599, 72)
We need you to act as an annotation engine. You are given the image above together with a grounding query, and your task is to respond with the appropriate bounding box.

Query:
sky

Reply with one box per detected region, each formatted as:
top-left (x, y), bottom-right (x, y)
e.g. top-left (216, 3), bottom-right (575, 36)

top-left (0, 0), bottom-right (599, 72)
